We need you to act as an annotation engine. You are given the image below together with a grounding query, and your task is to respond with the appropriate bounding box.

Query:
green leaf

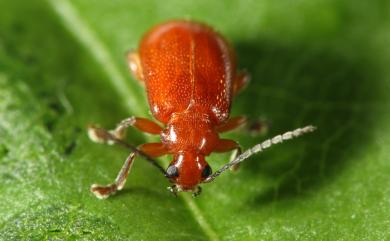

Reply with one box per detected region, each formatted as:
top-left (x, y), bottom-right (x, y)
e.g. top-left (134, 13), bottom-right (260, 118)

top-left (1, 0), bottom-right (389, 240)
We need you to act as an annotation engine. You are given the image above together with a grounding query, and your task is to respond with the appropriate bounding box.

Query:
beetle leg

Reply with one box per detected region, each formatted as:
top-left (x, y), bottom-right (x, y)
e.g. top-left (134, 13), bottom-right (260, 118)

top-left (90, 142), bottom-right (168, 199)
top-left (214, 139), bottom-right (242, 171)
top-left (246, 118), bottom-right (269, 136)
top-left (137, 142), bottom-right (170, 157)
top-left (89, 117), bottom-right (163, 143)
top-left (233, 70), bottom-right (250, 96)
top-left (126, 50), bottom-right (144, 82)
top-left (216, 116), bottom-right (268, 136)
top-left (111, 117), bottom-right (163, 139)
top-left (91, 152), bottom-right (136, 199)
top-left (216, 116), bottom-right (247, 133)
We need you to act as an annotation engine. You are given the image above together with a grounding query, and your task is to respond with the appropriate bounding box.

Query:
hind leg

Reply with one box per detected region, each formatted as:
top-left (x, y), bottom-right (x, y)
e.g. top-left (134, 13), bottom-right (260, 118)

top-left (233, 70), bottom-right (250, 96)
top-left (127, 50), bottom-right (144, 82)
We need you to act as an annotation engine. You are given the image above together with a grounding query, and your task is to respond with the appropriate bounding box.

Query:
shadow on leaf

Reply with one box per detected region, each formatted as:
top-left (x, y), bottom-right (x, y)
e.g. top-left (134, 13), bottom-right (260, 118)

top-left (232, 39), bottom-right (379, 206)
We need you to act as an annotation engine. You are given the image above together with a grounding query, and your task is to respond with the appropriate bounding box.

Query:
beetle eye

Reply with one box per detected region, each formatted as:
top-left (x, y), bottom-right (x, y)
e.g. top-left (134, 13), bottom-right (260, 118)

top-left (201, 165), bottom-right (212, 178)
top-left (166, 165), bottom-right (179, 178)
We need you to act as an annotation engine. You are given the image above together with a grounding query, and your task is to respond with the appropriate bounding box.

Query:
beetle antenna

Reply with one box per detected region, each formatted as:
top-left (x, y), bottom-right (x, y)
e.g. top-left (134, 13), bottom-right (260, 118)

top-left (203, 125), bottom-right (316, 183)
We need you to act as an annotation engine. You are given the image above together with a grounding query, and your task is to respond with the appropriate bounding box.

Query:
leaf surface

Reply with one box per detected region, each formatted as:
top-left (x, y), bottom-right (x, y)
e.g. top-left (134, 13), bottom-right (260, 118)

top-left (1, 0), bottom-right (389, 240)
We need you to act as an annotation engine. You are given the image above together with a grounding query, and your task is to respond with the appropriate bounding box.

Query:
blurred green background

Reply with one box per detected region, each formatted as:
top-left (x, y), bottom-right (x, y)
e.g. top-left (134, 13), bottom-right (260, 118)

top-left (1, 0), bottom-right (390, 240)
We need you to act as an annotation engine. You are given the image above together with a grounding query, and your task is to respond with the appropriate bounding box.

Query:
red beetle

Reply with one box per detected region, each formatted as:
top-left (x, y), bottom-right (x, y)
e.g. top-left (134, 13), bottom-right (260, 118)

top-left (88, 20), bottom-right (315, 198)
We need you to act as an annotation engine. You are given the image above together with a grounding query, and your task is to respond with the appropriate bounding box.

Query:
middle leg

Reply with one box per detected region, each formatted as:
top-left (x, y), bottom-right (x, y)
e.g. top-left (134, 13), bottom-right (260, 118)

top-left (216, 116), bottom-right (247, 133)
top-left (216, 116), bottom-right (268, 136)
top-left (111, 117), bottom-right (163, 140)
top-left (88, 117), bottom-right (163, 144)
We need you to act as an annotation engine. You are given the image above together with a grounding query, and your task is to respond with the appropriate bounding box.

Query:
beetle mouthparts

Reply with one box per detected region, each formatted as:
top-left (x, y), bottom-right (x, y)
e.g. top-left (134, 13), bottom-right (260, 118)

top-left (167, 185), bottom-right (179, 197)
top-left (167, 185), bottom-right (202, 197)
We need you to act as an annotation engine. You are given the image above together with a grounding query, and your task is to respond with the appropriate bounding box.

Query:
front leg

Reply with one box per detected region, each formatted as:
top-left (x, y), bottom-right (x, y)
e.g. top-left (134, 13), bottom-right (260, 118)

top-left (90, 142), bottom-right (168, 199)
top-left (91, 152), bottom-right (136, 199)
top-left (214, 139), bottom-right (242, 171)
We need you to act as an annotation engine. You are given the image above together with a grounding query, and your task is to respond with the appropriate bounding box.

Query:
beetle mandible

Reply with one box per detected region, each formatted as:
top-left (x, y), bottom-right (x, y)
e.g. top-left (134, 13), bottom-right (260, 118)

top-left (88, 20), bottom-right (315, 198)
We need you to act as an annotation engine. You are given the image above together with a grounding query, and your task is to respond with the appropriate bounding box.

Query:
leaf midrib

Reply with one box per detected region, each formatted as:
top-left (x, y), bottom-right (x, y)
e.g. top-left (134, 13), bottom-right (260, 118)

top-left (45, 0), bottom-right (219, 240)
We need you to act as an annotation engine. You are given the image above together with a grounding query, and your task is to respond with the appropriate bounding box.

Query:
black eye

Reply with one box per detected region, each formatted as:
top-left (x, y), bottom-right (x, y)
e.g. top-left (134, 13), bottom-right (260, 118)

top-left (166, 165), bottom-right (179, 178)
top-left (201, 165), bottom-right (212, 178)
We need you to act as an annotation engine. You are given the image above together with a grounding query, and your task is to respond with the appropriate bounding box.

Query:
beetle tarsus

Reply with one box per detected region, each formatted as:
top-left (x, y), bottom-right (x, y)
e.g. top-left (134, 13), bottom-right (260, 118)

top-left (90, 183), bottom-right (117, 199)
top-left (87, 125), bottom-right (115, 145)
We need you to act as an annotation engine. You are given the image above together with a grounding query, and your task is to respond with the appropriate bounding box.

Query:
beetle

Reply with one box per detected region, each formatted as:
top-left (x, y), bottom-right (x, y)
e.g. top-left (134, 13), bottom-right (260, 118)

top-left (88, 20), bottom-right (315, 198)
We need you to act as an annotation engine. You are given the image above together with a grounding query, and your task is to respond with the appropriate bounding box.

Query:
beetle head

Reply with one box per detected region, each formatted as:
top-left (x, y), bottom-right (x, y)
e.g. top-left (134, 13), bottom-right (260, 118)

top-left (165, 152), bottom-right (212, 196)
